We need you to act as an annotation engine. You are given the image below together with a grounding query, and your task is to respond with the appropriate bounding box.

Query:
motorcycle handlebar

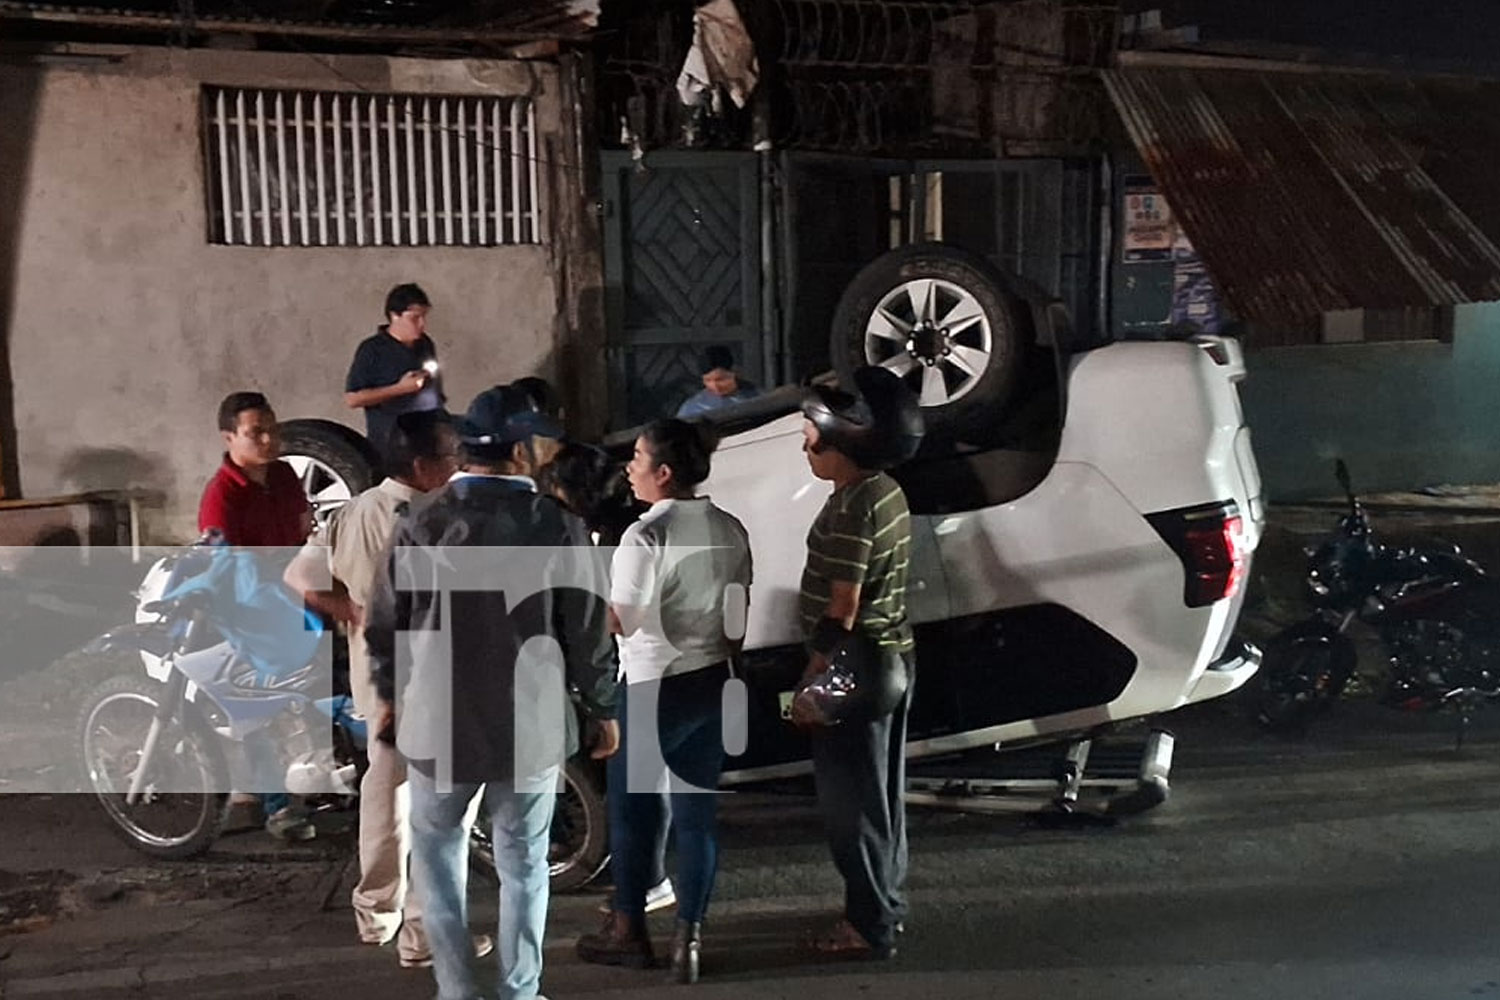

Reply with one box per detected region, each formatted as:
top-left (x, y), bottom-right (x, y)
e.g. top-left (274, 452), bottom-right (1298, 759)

top-left (141, 591), bottom-right (211, 618)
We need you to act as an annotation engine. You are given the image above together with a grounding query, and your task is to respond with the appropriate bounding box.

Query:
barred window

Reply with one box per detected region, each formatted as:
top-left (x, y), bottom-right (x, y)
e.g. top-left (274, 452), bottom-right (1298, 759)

top-left (202, 86), bottom-right (540, 247)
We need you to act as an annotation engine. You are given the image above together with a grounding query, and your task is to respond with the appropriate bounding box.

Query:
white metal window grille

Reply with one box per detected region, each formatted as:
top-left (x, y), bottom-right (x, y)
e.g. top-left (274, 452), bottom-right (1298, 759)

top-left (203, 86), bottom-right (540, 247)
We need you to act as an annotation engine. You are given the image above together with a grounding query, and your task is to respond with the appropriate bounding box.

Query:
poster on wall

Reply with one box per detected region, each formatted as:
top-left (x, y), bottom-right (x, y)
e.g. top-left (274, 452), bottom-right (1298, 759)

top-left (1169, 226), bottom-right (1223, 333)
top-left (1122, 178), bottom-right (1174, 263)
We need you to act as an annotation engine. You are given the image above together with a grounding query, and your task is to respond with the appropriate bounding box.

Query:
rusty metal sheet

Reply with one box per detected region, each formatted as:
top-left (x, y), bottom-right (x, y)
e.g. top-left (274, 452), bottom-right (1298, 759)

top-left (0, 0), bottom-right (600, 39)
top-left (1104, 66), bottom-right (1500, 342)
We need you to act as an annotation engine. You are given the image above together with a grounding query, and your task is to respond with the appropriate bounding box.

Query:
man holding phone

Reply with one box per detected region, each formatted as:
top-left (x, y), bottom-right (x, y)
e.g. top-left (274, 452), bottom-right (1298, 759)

top-left (345, 282), bottom-right (446, 455)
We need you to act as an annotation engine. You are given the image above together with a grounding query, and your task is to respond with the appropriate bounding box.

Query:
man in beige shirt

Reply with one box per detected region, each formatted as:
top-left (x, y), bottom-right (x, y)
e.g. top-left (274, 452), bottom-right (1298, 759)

top-left (284, 409), bottom-right (466, 966)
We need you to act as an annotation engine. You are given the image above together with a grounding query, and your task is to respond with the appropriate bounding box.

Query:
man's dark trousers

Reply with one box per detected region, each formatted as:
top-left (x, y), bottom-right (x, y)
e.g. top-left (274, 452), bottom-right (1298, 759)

top-left (810, 651), bottom-right (913, 953)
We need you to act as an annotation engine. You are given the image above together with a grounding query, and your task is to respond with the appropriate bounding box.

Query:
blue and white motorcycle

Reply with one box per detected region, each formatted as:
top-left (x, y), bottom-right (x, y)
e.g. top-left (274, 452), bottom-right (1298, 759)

top-left (76, 536), bottom-right (363, 858)
top-left (76, 537), bottom-right (609, 890)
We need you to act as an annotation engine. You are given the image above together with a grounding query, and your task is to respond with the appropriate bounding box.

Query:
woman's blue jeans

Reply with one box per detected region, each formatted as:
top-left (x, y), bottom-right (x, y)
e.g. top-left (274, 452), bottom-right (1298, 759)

top-left (608, 663), bottom-right (730, 924)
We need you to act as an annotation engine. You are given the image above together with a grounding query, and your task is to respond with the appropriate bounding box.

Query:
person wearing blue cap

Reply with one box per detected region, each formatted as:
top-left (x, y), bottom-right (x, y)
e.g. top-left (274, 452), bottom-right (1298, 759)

top-left (675, 346), bottom-right (761, 419)
top-left (366, 383), bottom-right (620, 1000)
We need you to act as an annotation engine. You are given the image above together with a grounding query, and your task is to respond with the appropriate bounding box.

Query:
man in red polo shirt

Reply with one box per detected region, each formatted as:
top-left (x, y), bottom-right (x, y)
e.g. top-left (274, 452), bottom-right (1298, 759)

top-left (200, 391), bottom-right (315, 840)
top-left (200, 392), bottom-right (312, 547)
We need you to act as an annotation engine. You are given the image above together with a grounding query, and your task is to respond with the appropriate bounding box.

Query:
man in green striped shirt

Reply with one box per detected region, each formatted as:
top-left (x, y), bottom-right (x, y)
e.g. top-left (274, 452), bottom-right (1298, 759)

top-left (793, 369), bottom-right (921, 961)
top-left (798, 473), bottom-right (914, 655)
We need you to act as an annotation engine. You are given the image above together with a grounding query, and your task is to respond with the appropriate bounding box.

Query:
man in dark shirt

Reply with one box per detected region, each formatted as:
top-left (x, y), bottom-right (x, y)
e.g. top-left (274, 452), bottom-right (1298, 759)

top-left (198, 391), bottom-right (315, 841)
top-left (344, 283), bottom-right (446, 454)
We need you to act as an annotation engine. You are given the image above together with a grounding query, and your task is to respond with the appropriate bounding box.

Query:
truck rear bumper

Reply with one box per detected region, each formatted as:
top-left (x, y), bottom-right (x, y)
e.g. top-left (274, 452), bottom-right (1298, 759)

top-left (1184, 635), bottom-right (1262, 705)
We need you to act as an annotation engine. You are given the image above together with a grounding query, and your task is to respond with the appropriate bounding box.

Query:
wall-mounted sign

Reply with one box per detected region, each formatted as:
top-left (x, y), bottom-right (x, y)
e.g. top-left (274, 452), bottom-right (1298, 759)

top-left (1170, 226), bottom-right (1223, 334)
top-left (1122, 178), bottom-right (1173, 263)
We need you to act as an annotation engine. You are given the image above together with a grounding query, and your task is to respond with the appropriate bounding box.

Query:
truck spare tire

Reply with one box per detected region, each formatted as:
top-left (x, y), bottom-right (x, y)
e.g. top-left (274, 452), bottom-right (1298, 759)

top-left (830, 243), bottom-right (1029, 441)
top-left (279, 419), bottom-right (378, 531)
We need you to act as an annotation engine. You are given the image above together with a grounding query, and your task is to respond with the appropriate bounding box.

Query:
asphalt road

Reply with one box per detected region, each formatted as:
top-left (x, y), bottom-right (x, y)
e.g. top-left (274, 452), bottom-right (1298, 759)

top-left (2, 690), bottom-right (1499, 1000)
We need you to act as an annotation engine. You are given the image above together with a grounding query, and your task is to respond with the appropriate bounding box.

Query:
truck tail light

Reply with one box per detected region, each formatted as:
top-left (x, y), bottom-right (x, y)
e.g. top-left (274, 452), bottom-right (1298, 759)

top-left (1147, 502), bottom-right (1246, 607)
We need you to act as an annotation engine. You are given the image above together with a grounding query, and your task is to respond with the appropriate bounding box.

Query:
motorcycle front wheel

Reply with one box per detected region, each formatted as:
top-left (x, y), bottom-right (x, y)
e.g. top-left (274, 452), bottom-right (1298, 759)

top-left (1252, 628), bottom-right (1356, 733)
top-left (78, 674), bottom-right (230, 859)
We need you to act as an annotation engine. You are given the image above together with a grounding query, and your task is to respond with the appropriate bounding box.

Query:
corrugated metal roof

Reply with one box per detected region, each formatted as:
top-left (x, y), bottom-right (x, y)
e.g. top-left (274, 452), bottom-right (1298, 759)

top-left (0, 1), bottom-right (600, 41)
top-left (1104, 62), bottom-right (1500, 341)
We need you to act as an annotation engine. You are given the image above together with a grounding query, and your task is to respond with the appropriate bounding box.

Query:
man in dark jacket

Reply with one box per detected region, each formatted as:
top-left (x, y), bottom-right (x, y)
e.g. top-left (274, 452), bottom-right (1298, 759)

top-left (366, 383), bottom-right (619, 1000)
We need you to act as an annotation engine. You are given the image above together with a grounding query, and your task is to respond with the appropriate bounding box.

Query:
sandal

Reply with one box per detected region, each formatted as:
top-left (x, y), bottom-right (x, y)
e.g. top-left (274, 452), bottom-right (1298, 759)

top-left (806, 919), bottom-right (895, 961)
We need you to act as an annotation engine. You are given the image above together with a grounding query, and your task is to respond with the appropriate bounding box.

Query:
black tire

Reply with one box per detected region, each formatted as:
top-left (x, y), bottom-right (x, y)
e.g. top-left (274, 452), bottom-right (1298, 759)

top-left (550, 758), bottom-right (609, 891)
top-left (279, 420), bottom-right (379, 529)
top-left (830, 243), bottom-right (1029, 441)
top-left (78, 674), bottom-right (230, 859)
top-left (1252, 628), bottom-right (1356, 733)
top-left (468, 757), bottom-right (609, 894)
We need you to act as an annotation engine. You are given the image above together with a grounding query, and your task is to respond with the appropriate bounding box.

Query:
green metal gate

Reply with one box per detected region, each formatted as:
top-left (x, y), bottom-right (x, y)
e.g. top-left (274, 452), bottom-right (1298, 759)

top-left (600, 151), bottom-right (763, 429)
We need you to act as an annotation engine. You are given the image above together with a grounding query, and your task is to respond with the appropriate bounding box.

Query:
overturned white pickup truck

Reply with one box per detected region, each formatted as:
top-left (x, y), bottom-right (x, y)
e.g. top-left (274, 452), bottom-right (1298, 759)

top-left (684, 248), bottom-right (1263, 818)
top-left (275, 243), bottom-right (1263, 853)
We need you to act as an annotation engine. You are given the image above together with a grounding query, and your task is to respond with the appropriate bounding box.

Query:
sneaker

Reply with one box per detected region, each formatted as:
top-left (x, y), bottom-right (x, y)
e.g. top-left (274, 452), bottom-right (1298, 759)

top-left (264, 806), bottom-right (316, 842)
top-left (645, 876), bottom-right (677, 913)
top-left (596, 876), bottom-right (676, 916)
top-left (399, 934), bottom-right (494, 969)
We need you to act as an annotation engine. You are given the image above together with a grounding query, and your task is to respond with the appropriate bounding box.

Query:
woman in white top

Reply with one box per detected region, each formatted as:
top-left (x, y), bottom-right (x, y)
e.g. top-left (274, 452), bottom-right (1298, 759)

top-left (575, 419), bottom-right (752, 984)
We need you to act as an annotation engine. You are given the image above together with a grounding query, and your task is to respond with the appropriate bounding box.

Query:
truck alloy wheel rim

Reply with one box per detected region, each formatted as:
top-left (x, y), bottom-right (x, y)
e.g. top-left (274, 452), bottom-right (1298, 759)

top-left (284, 454), bottom-right (355, 527)
top-left (866, 277), bottom-right (993, 407)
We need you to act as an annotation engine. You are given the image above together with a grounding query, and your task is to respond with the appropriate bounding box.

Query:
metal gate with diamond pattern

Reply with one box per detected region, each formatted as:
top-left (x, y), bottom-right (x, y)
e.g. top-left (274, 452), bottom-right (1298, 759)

top-left (601, 151), bottom-right (763, 429)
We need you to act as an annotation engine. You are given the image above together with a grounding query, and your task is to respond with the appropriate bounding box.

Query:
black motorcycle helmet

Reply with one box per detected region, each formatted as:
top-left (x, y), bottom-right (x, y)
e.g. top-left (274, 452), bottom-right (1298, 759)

top-left (832, 629), bottom-right (909, 721)
top-left (802, 366), bottom-right (924, 470)
top-left (797, 628), bottom-right (910, 725)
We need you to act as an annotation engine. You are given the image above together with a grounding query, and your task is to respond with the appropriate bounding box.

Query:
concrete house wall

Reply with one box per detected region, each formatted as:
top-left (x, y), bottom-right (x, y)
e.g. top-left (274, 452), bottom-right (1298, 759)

top-left (1241, 303), bottom-right (1500, 500)
top-left (1106, 155), bottom-right (1500, 500)
top-left (0, 45), bottom-right (603, 541)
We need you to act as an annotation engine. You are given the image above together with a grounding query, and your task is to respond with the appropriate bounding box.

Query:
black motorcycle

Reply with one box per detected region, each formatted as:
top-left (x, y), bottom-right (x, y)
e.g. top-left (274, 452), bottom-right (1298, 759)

top-left (1253, 460), bottom-right (1500, 744)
